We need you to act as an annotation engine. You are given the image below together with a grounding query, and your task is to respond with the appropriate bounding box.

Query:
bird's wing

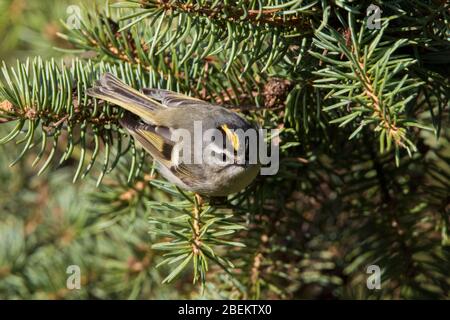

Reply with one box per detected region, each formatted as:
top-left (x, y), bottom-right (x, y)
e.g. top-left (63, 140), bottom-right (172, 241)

top-left (87, 73), bottom-right (166, 121)
top-left (120, 114), bottom-right (199, 183)
top-left (142, 88), bottom-right (211, 108)
top-left (119, 114), bottom-right (174, 168)
top-left (171, 163), bottom-right (196, 181)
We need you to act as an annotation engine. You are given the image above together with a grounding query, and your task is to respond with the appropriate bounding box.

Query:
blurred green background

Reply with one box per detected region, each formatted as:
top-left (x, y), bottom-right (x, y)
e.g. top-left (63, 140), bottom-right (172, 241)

top-left (0, 0), bottom-right (71, 62)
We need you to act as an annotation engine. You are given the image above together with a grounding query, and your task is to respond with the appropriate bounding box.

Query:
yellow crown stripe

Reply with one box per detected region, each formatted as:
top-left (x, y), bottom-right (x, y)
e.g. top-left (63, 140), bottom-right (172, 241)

top-left (221, 124), bottom-right (240, 151)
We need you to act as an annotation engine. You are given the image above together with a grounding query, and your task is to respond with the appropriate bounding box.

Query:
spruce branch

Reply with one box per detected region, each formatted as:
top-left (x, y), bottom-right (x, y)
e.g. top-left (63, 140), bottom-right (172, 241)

top-left (58, 9), bottom-right (270, 106)
top-left (310, 15), bottom-right (432, 164)
top-left (147, 183), bottom-right (246, 287)
top-left (0, 58), bottom-right (165, 184)
top-left (107, 0), bottom-right (315, 73)
top-left (87, 158), bottom-right (157, 220)
top-left (137, 0), bottom-right (313, 28)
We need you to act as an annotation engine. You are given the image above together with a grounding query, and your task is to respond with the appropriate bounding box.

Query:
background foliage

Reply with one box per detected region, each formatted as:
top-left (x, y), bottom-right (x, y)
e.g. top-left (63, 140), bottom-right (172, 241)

top-left (0, 0), bottom-right (449, 299)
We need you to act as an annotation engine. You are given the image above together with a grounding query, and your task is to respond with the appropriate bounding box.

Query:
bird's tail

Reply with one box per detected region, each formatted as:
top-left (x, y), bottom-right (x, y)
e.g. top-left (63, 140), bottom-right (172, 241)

top-left (87, 73), bottom-right (164, 121)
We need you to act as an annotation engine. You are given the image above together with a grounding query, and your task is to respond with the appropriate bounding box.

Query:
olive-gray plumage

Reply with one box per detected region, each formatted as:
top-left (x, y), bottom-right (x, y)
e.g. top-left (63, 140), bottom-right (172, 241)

top-left (87, 73), bottom-right (260, 196)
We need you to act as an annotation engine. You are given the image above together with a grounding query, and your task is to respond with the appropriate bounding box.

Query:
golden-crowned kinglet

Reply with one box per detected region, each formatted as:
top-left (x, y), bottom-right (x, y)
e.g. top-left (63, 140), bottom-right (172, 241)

top-left (87, 73), bottom-right (260, 196)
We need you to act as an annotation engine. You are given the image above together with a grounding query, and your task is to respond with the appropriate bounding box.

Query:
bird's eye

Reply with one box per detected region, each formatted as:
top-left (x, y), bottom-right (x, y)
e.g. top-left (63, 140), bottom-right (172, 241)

top-left (217, 126), bottom-right (227, 148)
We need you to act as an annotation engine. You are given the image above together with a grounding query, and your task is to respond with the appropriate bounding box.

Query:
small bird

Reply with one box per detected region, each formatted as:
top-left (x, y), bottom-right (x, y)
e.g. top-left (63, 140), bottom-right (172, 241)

top-left (87, 73), bottom-right (260, 197)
